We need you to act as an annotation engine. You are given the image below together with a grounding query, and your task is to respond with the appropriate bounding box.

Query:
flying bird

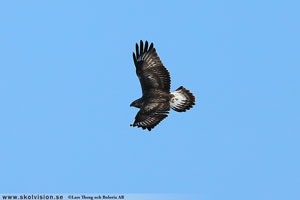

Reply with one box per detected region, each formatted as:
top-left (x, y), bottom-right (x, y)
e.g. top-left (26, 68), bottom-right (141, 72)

top-left (130, 40), bottom-right (195, 131)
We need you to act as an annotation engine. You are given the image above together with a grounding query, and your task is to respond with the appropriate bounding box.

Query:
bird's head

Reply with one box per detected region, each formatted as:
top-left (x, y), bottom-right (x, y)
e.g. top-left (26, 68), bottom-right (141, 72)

top-left (130, 98), bottom-right (143, 108)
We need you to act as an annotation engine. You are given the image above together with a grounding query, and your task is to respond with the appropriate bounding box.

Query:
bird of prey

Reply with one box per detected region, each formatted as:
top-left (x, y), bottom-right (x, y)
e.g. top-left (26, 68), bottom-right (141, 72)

top-left (130, 40), bottom-right (195, 131)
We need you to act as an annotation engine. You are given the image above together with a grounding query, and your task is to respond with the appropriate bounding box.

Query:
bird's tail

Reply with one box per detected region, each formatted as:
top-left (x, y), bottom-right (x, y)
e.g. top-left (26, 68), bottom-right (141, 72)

top-left (170, 86), bottom-right (195, 112)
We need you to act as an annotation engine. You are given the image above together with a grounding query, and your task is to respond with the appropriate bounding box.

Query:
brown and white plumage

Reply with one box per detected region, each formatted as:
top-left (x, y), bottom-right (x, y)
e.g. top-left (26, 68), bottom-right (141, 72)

top-left (130, 41), bottom-right (195, 131)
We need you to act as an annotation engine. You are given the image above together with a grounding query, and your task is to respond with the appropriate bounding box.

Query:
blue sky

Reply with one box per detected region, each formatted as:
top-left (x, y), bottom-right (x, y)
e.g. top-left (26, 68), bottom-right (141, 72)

top-left (0, 0), bottom-right (299, 199)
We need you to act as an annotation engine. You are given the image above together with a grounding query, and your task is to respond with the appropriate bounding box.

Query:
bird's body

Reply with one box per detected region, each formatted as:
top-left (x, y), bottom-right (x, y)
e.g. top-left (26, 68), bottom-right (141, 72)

top-left (130, 41), bottom-right (195, 131)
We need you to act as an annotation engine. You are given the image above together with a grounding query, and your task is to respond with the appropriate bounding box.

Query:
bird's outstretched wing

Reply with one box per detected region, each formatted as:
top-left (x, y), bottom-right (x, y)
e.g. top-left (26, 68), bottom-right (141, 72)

top-left (133, 40), bottom-right (171, 94)
top-left (130, 101), bottom-right (170, 131)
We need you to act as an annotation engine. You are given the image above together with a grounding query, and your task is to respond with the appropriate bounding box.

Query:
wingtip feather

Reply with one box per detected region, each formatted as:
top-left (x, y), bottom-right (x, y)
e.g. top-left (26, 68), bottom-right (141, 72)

top-left (133, 52), bottom-right (137, 66)
top-left (149, 42), bottom-right (154, 50)
top-left (140, 40), bottom-right (143, 53)
top-left (135, 43), bottom-right (139, 57)
top-left (144, 41), bottom-right (149, 52)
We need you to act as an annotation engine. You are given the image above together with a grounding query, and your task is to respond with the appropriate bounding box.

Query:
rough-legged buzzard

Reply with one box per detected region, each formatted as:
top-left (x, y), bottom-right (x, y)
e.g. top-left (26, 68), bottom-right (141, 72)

top-left (130, 41), bottom-right (195, 131)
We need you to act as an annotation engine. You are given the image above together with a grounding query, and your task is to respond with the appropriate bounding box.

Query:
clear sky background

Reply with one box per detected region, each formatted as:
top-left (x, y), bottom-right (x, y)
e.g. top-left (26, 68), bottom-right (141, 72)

top-left (0, 1), bottom-right (299, 199)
